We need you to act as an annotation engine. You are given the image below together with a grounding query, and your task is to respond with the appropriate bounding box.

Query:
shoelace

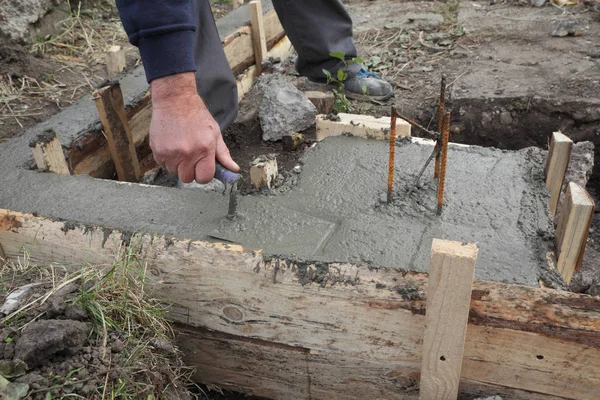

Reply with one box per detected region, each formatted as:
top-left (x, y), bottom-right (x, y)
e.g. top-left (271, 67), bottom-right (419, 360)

top-left (356, 68), bottom-right (380, 79)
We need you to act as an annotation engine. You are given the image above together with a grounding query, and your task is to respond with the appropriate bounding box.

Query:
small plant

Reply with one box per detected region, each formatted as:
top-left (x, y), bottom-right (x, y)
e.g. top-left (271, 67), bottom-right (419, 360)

top-left (322, 52), bottom-right (364, 113)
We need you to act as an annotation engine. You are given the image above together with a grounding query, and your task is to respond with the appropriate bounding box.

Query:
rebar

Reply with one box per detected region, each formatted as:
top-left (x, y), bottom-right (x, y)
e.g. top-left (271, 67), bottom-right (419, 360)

top-left (437, 111), bottom-right (451, 215)
top-left (434, 74), bottom-right (446, 179)
top-left (387, 107), bottom-right (397, 204)
top-left (392, 110), bottom-right (441, 141)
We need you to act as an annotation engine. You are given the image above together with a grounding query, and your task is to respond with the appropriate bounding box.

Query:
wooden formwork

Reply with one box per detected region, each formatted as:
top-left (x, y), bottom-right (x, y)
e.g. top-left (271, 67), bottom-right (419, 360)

top-left (1, 208), bottom-right (600, 400)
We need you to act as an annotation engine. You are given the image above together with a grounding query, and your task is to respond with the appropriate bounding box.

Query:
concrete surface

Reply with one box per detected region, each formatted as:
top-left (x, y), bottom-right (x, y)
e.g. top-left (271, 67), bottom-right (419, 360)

top-left (0, 132), bottom-right (553, 286)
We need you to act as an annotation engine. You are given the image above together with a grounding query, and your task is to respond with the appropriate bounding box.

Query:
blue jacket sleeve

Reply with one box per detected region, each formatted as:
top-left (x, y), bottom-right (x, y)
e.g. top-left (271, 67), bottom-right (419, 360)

top-left (116, 0), bottom-right (197, 82)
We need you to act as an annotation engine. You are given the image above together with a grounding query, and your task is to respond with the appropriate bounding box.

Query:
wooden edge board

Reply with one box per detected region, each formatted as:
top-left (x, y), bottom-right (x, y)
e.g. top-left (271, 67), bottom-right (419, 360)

top-left (556, 182), bottom-right (595, 283)
top-left (545, 131), bottom-right (573, 218)
top-left (0, 209), bottom-right (599, 399)
top-left (316, 113), bottom-right (411, 141)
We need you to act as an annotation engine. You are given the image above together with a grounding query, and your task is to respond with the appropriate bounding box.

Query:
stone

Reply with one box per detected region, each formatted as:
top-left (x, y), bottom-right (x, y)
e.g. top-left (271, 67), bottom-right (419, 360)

top-left (258, 75), bottom-right (318, 142)
top-left (474, 396), bottom-right (503, 400)
top-left (404, 12), bottom-right (444, 32)
top-left (499, 111), bottom-right (513, 125)
top-left (552, 21), bottom-right (584, 37)
top-left (14, 319), bottom-right (89, 369)
top-left (481, 112), bottom-right (493, 128)
top-left (0, 0), bottom-right (63, 43)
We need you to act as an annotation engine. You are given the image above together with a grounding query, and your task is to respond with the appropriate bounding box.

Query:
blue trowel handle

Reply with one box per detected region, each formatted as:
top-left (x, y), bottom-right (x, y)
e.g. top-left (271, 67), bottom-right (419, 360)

top-left (214, 162), bottom-right (242, 185)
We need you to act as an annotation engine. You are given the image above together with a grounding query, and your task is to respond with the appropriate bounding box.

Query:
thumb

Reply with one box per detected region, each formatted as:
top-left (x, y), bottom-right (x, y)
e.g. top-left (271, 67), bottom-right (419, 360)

top-left (215, 134), bottom-right (240, 172)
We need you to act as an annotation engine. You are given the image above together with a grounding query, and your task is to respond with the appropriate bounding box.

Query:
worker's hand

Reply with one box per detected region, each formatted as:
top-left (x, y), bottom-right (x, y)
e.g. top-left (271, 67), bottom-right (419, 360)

top-left (150, 72), bottom-right (239, 184)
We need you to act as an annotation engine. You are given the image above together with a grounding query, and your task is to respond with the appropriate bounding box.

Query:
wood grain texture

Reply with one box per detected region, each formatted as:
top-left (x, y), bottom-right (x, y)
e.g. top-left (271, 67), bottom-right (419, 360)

top-left (31, 136), bottom-right (70, 174)
top-left (556, 182), bottom-right (594, 283)
top-left (419, 240), bottom-right (477, 400)
top-left (249, 1), bottom-right (267, 74)
top-left (106, 45), bottom-right (126, 79)
top-left (545, 131), bottom-right (573, 218)
top-left (92, 82), bottom-right (141, 182)
top-left (1, 209), bottom-right (600, 399)
top-left (316, 113), bottom-right (411, 141)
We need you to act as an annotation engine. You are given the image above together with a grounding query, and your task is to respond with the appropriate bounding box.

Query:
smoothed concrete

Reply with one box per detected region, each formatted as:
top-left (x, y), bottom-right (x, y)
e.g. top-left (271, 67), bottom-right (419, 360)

top-left (0, 132), bottom-right (553, 286)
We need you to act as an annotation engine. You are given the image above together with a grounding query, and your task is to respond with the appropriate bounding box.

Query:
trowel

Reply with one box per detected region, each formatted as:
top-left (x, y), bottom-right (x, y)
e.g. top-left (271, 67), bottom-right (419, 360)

top-left (213, 162), bottom-right (242, 217)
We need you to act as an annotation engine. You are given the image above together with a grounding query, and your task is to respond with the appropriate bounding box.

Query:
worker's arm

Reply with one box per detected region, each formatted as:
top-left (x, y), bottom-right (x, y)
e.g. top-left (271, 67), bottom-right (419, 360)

top-left (116, 0), bottom-right (239, 183)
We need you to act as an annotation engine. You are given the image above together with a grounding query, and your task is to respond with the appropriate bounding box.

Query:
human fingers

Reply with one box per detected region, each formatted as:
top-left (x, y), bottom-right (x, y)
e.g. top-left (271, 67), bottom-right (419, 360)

top-left (215, 134), bottom-right (240, 172)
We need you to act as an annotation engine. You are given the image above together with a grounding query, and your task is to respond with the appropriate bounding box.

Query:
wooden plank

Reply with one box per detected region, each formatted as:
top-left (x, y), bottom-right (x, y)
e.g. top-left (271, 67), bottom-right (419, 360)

top-left (223, 9), bottom-right (285, 75)
top-left (105, 45), bottom-right (126, 79)
top-left (250, 156), bottom-right (278, 189)
top-left (419, 239), bottom-right (477, 400)
top-left (249, 1), bottom-right (267, 74)
top-left (545, 131), bottom-right (573, 218)
top-left (29, 131), bottom-right (70, 175)
top-left (2, 209), bottom-right (600, 399)
top-left (316, 113), bottom-right (411, 141)
top-left (92, 82), bottom-right (141, 182)
top-left (555, 183), bottom-right (595, 283)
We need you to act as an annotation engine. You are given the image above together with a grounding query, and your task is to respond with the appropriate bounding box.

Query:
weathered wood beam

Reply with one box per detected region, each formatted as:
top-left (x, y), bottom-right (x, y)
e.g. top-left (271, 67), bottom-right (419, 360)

top-left (546, 131), bottom-right (573, 218)
top-left (29, 130), bottom-right (70, 175)
top-left (316, 113), bottom-right (412, 141)
top-left (556, 182), bottom-right (595, 283)
top-left (249, 1), bottom-right (267, 74)
top-left (105, 45), bottom-right (126, 79)
top-left (92, 82), bottom-right (141, 182)
top-left (1, 209), bottom-right (599, 399)
top-left (419, 239), bottom-right (477, 399)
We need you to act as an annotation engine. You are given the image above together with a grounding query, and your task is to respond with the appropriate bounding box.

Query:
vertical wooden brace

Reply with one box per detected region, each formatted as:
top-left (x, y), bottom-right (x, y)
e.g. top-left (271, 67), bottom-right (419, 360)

top-left (250, 0), bottom-right (267, 74)
top-left (29, 131), bottom-right (70, 174)
top-left (92, 82), bottom-right (141, 182)
top-left (545, 131), bottom-right (573, 218)
top-left (419, 239), bottom-right (478, 400)
top-left (556, 182), bottom-right (595, 283)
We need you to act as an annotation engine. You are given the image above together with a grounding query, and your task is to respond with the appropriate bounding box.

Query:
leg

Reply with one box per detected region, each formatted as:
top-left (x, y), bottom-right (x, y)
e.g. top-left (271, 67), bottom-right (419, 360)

top-left (271, 0), bottom-right (393, 100)
top-left (193, 0), bottom-right (238, 132)
top-left (271, 0), bottom-right (360, 80)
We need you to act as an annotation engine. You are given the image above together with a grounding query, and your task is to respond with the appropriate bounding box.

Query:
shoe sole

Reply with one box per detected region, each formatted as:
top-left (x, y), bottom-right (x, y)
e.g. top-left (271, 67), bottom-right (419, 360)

top-left (307, 79), bottom-right (394, 102)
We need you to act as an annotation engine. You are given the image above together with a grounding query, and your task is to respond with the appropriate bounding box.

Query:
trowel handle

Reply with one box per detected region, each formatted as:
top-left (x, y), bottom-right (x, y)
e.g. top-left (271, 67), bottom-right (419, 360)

top-left (214, 162), bottom-right (242, 185)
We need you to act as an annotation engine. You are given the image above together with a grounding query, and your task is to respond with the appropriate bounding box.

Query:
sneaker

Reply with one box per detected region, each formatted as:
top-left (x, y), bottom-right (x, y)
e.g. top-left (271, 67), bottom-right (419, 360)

top-left (343, 67), bottom-right (394, 101)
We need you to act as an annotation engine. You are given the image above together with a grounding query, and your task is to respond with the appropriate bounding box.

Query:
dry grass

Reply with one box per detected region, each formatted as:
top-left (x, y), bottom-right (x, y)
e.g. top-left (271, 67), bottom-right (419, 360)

top-left (0, 235), bottom-right (194, 399)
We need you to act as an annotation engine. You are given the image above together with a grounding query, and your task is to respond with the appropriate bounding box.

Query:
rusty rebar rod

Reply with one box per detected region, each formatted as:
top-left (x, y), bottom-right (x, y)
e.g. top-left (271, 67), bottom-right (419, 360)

top-left (437, 111), bottom-right (451, 215)
top-left (387, 107), bottom-right (397, 204)
top-left (392, 110), bottom-right (440, 141)
top-left (434, 74), bottom-right (447, 179)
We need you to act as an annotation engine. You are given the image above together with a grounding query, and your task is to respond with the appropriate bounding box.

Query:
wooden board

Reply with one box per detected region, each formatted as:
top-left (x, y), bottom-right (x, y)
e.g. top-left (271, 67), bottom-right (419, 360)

top-left (316, 113), bottom-right (411, 141)
top-left (545, 131), bottom-right (573, 218)
top-left (1, 209), bottom-right (600, 399)
top-left (92, 82), bottom-right (141, 182)
top-left (419, 240), bottom-right (477, 400)
top-left (249, 1), bottom-right (267, 74)
top-left (30, 134), bottom-right (70, 175)
top-left (556, 182), bottom-right (595, 283)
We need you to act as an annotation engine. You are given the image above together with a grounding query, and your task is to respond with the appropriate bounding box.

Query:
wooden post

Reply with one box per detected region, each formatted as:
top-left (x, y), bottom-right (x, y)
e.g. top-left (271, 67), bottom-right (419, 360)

top-left (555, 182), bottom-right (595, 283)
top-left (92, 82), bottom-right (141, 182)
top-left (29, 130), bottom-right (70, 174)
top-left (105, 45), bottom-right (127, 79)
top-left (250, 0), bottom-right (267, 74)
top-left (250, 156), bottom-right (278, 189)
top-left (545, 131), bottom-right (573, 218)
top-left (419, 239), bottom-right (478, 400)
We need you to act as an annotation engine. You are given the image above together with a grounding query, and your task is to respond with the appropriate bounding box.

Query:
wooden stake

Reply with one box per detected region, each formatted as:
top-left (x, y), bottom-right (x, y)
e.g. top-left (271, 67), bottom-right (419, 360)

top-left (105, 45), bottom-right (126, 79)
top-left (545, 131), bottom-right (573, 218)
top-left (29, 130), bottom-right (70, 174)
top-left (419, 239), bottom-right (477, 400)
top-left (250, 0), bottom-right (267, 74)
top-left (555, 182), bottom-right (594, 283)
top-left (92, 82), bottom-right (141, 182)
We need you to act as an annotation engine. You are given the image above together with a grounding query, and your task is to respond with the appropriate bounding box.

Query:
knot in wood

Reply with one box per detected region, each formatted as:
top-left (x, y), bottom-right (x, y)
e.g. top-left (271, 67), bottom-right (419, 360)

top-left (223, 306), bottom-right (244, 322)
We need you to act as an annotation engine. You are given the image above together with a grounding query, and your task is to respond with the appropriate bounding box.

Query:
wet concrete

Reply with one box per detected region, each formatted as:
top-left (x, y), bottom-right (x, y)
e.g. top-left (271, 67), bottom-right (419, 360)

top-left (0, 133), bottom-right (552, 285)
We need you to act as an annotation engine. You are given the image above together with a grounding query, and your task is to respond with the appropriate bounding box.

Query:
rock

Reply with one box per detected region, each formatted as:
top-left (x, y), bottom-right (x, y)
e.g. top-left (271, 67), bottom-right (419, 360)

top-left (304, 91), bottom-right (335, 114)
top-left (258, 75), bottom-right (317, 142)
top-left (0, 0), bottom-right (63, 43)
top-left (0, 284), bottom-right (36, 316)
top-left (571, 244), bottom-right (600, 295)
top-left (405, 12), bottom-right (444, 32)
top-left (14, 320), bottom-right (89, 369)
top-left (474, 396), bottom-right (503, 400)
top-left (552, 21), bottom-right (584, 37)
top-left (481, 112), bottom-right (493, 128)
top-left (499, 111), bottom-right (513, 125)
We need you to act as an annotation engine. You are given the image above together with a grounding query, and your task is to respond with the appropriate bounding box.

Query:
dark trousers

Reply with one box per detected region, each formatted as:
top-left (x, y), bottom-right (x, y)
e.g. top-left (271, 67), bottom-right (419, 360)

top-left (194, 0), bottom-right (357, 131)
